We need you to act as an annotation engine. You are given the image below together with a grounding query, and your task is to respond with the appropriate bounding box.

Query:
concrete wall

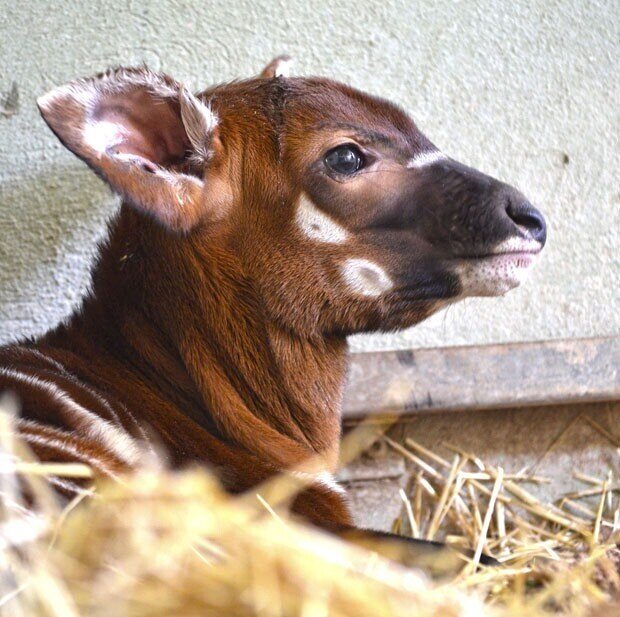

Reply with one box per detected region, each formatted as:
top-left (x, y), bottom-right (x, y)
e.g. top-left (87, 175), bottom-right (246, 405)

top-left (1, 0), bottom-right (618, 352)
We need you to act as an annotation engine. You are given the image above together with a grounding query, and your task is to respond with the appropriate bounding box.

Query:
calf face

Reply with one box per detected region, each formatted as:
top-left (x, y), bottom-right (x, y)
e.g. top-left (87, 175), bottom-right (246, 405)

top-left (254, 77), bottom-right (547, 335)
top-left (38, 61), bottom-right (546, 339)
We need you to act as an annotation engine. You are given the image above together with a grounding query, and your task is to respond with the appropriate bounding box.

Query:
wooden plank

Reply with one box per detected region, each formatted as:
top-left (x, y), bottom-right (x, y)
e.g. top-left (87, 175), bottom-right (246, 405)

top-left (343, 336), bottom-right (619, 418)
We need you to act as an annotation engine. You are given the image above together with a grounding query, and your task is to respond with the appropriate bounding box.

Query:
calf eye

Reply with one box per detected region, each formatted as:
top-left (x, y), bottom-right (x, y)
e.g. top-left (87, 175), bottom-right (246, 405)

top-left (324, 144), bottom-right (365, 175)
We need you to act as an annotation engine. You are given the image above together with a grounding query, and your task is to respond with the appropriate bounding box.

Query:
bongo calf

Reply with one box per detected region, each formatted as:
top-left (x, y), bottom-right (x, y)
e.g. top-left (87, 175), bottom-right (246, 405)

top-left (0, 57), bottom-right (546, 565)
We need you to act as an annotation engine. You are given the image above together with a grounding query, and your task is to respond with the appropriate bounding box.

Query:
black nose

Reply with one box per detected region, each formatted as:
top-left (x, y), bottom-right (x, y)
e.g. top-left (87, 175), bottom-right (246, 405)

top-left (506, 199), bottom-right (547, 246)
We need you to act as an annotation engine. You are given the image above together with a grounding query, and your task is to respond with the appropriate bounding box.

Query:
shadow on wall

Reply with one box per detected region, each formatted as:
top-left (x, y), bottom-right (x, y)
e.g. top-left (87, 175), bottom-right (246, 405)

top-left (0, 165), bottom-right (115, 343)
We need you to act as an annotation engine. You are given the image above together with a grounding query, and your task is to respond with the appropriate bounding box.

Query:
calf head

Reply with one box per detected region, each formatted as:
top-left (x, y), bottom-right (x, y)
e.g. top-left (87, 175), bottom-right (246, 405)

top-left (38, 58), bottom-right (546, 338)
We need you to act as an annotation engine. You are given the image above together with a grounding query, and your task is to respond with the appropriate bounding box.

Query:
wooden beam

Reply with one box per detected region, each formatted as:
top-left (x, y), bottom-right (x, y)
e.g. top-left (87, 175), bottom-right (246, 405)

top-left (343, 336), bottom-right (619, 418)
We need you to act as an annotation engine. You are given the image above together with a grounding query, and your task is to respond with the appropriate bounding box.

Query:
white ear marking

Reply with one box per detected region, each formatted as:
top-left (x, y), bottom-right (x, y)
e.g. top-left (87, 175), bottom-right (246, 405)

top-left (295, 194), bottom-right (349, 244)
top-left (83, 120), bottom-right (127, 154)
top-left (274, 57), bottom-right (292, 78)
top-left (261, 55), bottom-right (293, 79)
top-left (341, 258), bottom-right (393, 297)
top-left (37, 83), bottom-right (95, 113)
top-left (179, 86), bottom-right (218, 159)
top-left (37, 68), bottom-right (181, 121)
top-left (454, 237), bottom-right (541, 298)
top-left (407, 150), bottom-right (447, 169)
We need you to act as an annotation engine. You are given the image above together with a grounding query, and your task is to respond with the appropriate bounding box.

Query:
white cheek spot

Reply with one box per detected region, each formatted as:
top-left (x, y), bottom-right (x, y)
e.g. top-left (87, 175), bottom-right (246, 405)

top-left (341, 258), bottom-right (393, 297)
top-left (295, 194), bottom-right (349, 244)
top-left (406, 150), bottom-right (447, 169)
top-left (83, 120), bottom-right (127, 154)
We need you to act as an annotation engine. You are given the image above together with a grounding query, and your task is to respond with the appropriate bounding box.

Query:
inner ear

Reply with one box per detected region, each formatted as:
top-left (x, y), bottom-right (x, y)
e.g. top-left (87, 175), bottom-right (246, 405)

top-left (38, 68), bottom-right (225, 232)
top-left (87, 89), bottom-right (188, 165)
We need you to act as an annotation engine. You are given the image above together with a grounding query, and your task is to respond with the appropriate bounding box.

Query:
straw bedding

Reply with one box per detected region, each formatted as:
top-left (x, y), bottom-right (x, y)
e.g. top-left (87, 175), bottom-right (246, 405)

top-left (1, 400), bottom-right (619, 617)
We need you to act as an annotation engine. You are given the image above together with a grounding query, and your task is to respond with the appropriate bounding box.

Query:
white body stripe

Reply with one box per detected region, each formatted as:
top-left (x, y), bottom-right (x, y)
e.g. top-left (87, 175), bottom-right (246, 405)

top-left (315, 471), bottom-right (346, 495)
top-left (295, 194), bottom-right (349, 244)
top-left (47, 475), bottom-right (93, 498)
top-left (291, 471), bottom-right (346, 495)
top-left (25, 349), bottom-right (68, 373)
top-left (1, 368), bottom-right (141, 466)
top-left (18, 426), bottom-right (120, 479)
top-left (341, 258), bottom-right (393, 297)
top-left (406, 150), bottom-right (447, 169)
top-left (26, 350), bottom-right (154, 455)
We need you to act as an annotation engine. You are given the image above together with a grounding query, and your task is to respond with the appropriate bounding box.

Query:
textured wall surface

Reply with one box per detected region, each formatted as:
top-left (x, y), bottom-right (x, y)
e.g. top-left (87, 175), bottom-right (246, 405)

top-left (0, 0), bottom-right (618, 351)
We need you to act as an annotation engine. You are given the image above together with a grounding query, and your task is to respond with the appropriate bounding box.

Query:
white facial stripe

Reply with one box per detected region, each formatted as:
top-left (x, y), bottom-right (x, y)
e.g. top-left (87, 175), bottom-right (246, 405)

top-left (406, 151), bottom-right (447, 169)
top-left (341, 258), bottom-right (393, 297)
top-left (295, 194), bottom-right (349, 244)
top-left (83, 120), bottom-right (127, 154)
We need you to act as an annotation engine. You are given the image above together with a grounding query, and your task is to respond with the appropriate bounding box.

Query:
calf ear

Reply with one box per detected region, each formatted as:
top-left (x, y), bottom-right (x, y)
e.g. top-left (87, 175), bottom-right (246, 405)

top-left (37, 67), bottom-right (229, 232)
top-left (260, 55), bottom-right (292, 78)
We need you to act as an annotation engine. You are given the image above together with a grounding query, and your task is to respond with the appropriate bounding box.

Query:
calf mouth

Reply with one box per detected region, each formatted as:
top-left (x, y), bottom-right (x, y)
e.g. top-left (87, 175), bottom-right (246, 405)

top-left (453, 237), bottom-right (544, 298)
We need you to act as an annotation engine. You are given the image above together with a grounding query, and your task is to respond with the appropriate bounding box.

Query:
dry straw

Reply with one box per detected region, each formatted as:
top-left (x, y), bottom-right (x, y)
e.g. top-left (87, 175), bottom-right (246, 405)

top-left (1, 397), bottom-right (619, 616)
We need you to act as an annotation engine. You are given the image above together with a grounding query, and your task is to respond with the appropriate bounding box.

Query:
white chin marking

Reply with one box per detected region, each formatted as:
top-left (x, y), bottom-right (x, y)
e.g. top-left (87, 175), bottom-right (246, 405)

top-left (341, 258), bottom-right (393, 297)
top-left (456, 252), bottom-right (538, 297)
top-left (295, 194), bottom-right (349, 244)
top-left (406, 150), bottom-right (446, 169)
top-left (83, 120), bottom-right (126, 154)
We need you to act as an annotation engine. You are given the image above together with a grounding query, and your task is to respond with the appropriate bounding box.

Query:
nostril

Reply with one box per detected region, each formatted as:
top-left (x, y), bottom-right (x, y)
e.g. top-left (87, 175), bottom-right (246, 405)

top-left (506, 201), bottom-right (547, 245)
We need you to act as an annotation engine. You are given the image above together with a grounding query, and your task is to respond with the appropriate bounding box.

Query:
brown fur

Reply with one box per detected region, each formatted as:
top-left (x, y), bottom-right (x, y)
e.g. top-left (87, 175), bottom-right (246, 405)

top-left (0, 61), bottom-right (545, 557)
